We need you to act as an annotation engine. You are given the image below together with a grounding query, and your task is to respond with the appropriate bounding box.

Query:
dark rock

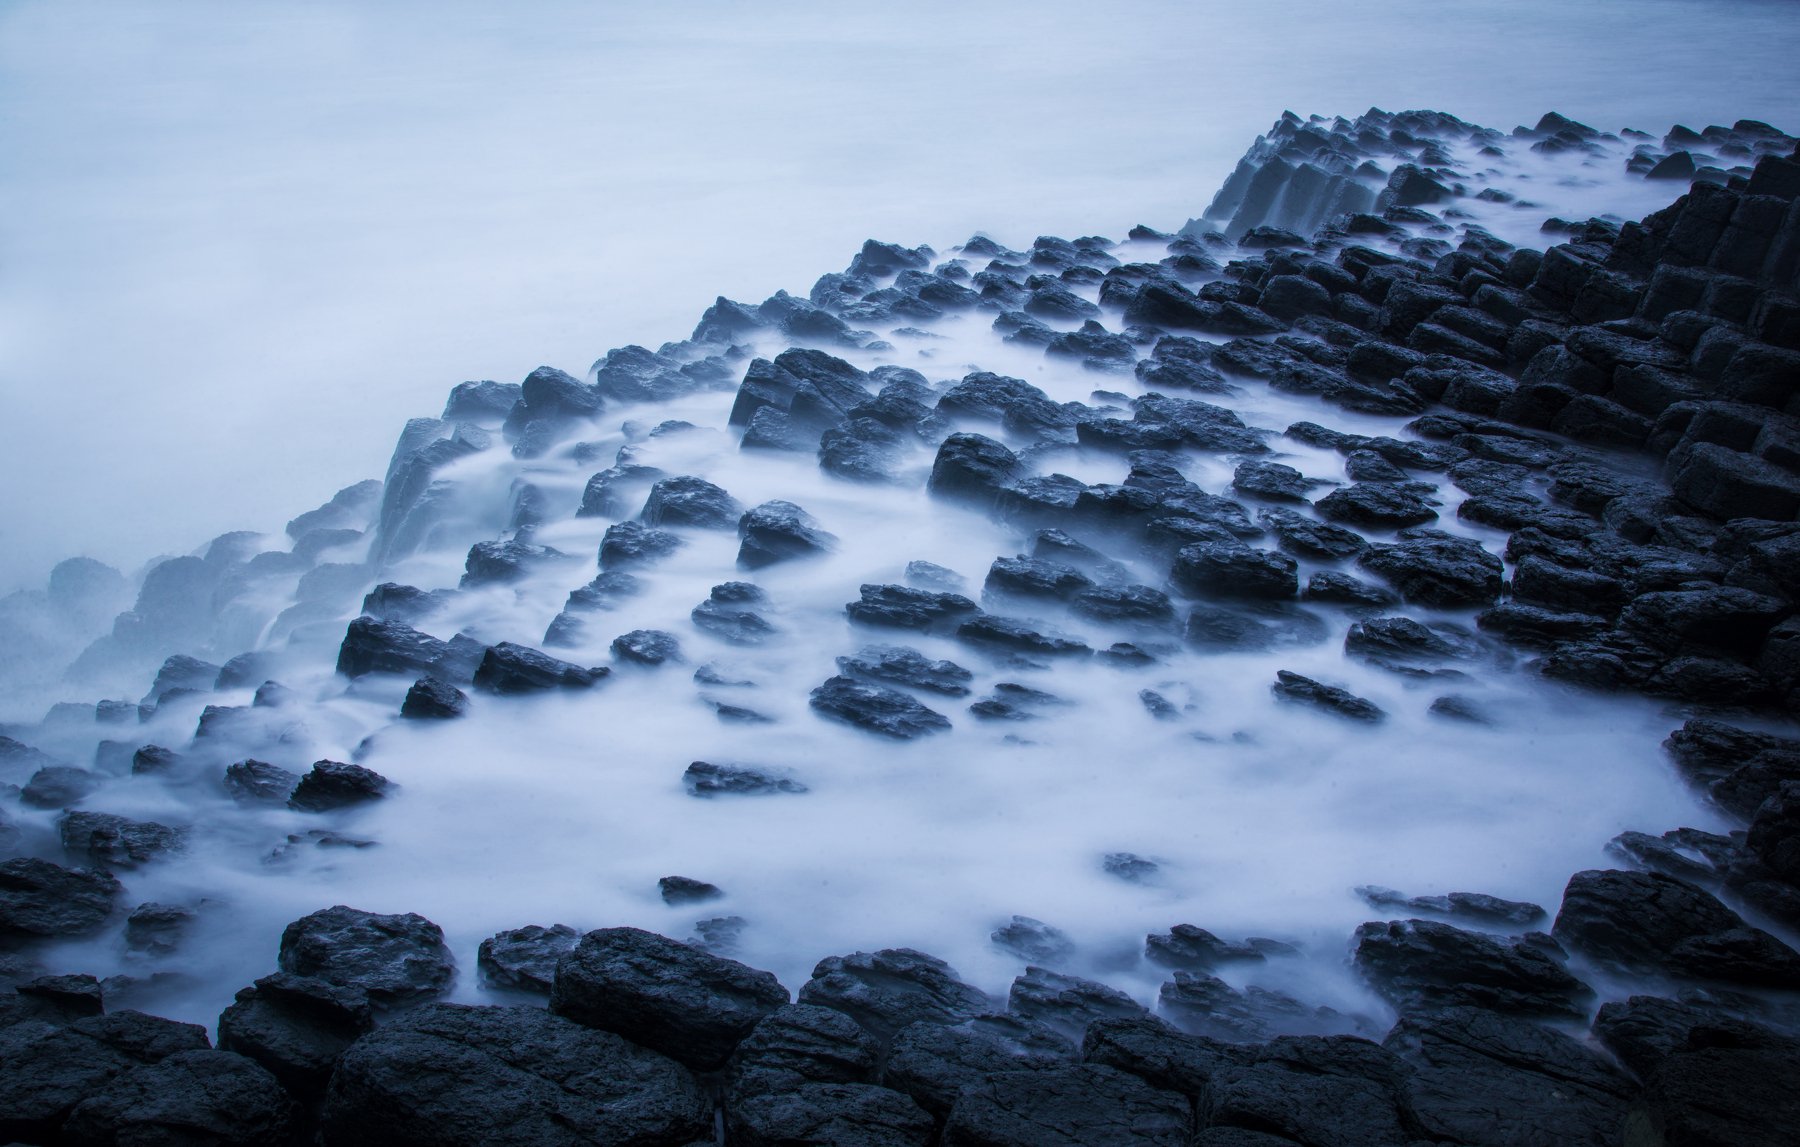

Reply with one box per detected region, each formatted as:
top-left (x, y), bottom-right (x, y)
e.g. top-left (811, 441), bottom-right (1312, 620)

top-left (1270, 671), bottom-right (1384, 722)
top-left (599, 520), bottom-right (685, 570)
top-left (1071, 585), bottom-right (1178, 628)
top-left (984, 557), bottom-right (1094, 602)
top-left (217, 972), bottom-right (374, 1101)
top-left (549, 926), bottom-right (789, 1071)
top-left (336, 616), bottom-right (459, 680)
top-left (1357, 531), bottom-right (1504, 607)
top-left (683, 760), bottom-right (807, 797)
top-left (473, 642), bottom-right (607, 693)
top-left (1258, 508), bottom-right (1367, 560)
top-left (641, 475), bottom-right (743, 530)
top-left (1302, 572), bottom-right (1399, 608)
top-left (1669, 441), bottom-right (1800, 520)
top-left (904, 560), bottom-right (966, 591)
top-left (1145, 925), bottom-right (1265, 971)
top-left (810, 676), bottom-right (951, 739)
top-left (319, 1002), bottom-right (709, 1147)
top-left (884, 1016), bottom-right (1072, 1117)
top-left (928, 433), bottom-right (1021, 510)
top-left (223, 759), bottom-right (299, 804)
top-left (692, 583), bottom-right (779, 646)
top-left (1354, 886), bottom-right (1547, 929)
top-left (125, 902), bottom-right (194, 954)
top-left (61, 1049), bottom-right (294, 1147)
top-left (1343, 616), bottom-right (1477, 670)
top-left (475, 924), bottom-right (579, 995)
top-left (58, 812), bottom-right (183, 868)
top-left (401, 675), bottom-right (467, 719)
top-left (14, 974), bottom-right (103, 1022)
top-left (1353, 918), bottom-right (1590, 1018)
top-left (1170, 541), bottom-right (1297, 600)
top-left (1009, 967), bottom-right (1147, 1041)
top-left (659, 876), bottom-right (723, 905)
top-left (991, 916), bottom-right (1075, 965)
top-left (611, 629), bottom-right (683, 666)
top-left (1159, 975), bottom-right (1349, 1044)
top-left (738, 500), bottom-right (836, 568)
top-left (836, 646), bottom-right (973, 696)
top-left (1232, 460), bottom-right (1323, 502)
top-left (288, 760), bottom-right (391, 812)
top-left (1386, 1006), bottom-right (1635, 1147)
top-left (942, 1063), bottom-right (1189, 1146)
top-left (1315, 482), bottom-right (1439, 529)
top-left (847, 585), bottom-right (981, 633)
top-left (798, 949), bottom-right (994, 1046)
top-left (460, 539), bottom-right (564, 588)
top-left (956, 615), bottom-right (1091, 657)
top-left (0, 1012), bottom-right (214, 1142)
top-left (0, 858), bottom-right (120, 941)
top-left (1554, 868), bottom-right (1800, 986)
top-left (278, 906), bottom-right (455, 1008)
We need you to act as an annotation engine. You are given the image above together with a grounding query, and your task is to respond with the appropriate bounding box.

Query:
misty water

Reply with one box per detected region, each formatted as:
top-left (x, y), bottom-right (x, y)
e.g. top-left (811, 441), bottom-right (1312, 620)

top-left (2, 1), bottom-right (1798, 1036)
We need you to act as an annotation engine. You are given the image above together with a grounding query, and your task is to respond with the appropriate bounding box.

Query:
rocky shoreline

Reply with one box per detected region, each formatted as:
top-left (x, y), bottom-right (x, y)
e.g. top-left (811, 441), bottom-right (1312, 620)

top-left (4, 106), bottom-right (1800, 1143)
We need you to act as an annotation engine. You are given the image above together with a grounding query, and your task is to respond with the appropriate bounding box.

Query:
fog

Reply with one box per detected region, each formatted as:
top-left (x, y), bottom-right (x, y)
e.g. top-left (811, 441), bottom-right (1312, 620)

top-left (3, 0), bottom-right (1798, 594)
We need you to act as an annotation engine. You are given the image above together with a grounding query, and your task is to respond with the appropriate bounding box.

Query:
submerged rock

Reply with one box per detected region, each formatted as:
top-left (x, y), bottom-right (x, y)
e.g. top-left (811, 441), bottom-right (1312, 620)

top-left (836, 645), bottom-right (974, 696)
top-left (683, 761), bottom-right (808, 797)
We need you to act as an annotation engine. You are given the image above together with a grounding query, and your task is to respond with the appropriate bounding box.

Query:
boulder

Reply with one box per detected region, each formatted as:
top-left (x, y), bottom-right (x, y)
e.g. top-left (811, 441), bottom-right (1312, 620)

top-left (476, 924), bottom-right (580, 995)
top-left (836, 645), bottom-right (974, 696)
top-left (0, 858), bottom-right (120, 941)
top-left (598, 520), bottom-right (684, 569)
top-left (1357, 531), bottom-right (1504, 607)
top-left (57, 1049), bottom-right (292, 1147)
top-left (217, 973), bottom-right (374, 1101)
top-left (58, 812), bottom-right (184, 868)
top-left (472, 642), bottom-right (607, 693)
top-left (1201, 1035), bottom-right (1418, 1147)
top-left (1315, 482), bottom-right (1439, 528)
top-left (610, 629), bottom-right (683, 666)
top-left (549, 926), bottom-right (790, 1071)
top-left (1009, 967), bottom-right (1148, 1041)
top-left (640, 475), bottom-right (743, 530)
top-left (1258, 507), bottom-right (1368, 560)
top-left (928, 433), bottom-right (1021, 510)
top-left (319, 1003), bottom-right (709, 1147)
top-left (798, 949), bottom-right (994, 1046)
top-left (942, 1064), bottom-right (1190, 1146)
top-left (21, 765), bottom-right (99, 809)
top-left (1170, 542), bottom-right (1298, 600)
top-left (956, 615), bottom-right (1091, 657)
top-left (278, 906), bottom-right (455, 1008)
top-left (1353, 919), bottom-right (1590, 1018)
top-left (810, 676), bottom-right (951, 739)
top-left (336, 617), bottom-right (456, 679)
top-left (460, 539), bottom-right (564, 588)
top-left (884, 1016), bottom-right (1072, 1116)
top-left (1553, 869), bottom-right (1800, 986)
top-left (1270, 671), bottom-right (1384, 722)
top-left (288, 760), bottom-right (392, 812)
top-left (738, 500), bottom-right (837, 568)
top-left (401, 675), bottom-right (468, 719)
top-left (223, 759), bottom-right (300, 804)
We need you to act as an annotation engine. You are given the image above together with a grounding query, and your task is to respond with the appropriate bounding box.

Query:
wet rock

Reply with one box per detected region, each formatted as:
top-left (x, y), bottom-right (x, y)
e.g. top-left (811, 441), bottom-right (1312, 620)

top-left (1302, 572), bottom-right (1399, 608)
top-left (599, 520), bottom-right (685, 570)
top-left (1354, 886), bottom-right (1546, 928)
top-left (475, 924), bottom-right (579, 995)
top-left (659, 876), bottom-right (723, 905)
top-left (991, 916), bottom-right (1075, 965)
top-left (0, 858), bottom-right (121, 941)
top-left (60, 1049), bottom-right (294, 1147)
top-left (1664, 717), bottom-right (1800, 818)
top-left (1343, 616), bottom-right (1477, 671)
top-left (459, 539), bottom-right (565, 588)
top-left (810, 676), bottom-right (951, 739)
top-left (1386, 1006), bottom-right (1635, 1147)
top-left (577, 462), bottom-right (666, 519)
top-left (1258, 507), bottom-right (1368, 560)
top-left (611, 628), bottom-right (683, 666)
top-left (1315, 482), bottom-right (1439, 528)
top-left (683, 761), bottom-right (808, 797)
top-left (0, 1012), bottom-right (214, 1141)
top-left (20, 765), bottom-right (98, 809)
top-left (798, 949), bottom-right (994, 1046)
top-left (217, 973), bottom-right (374, 1101)
top-left (1353, 918), bottom-right (1590, 1018)
top-left (125, 902), bottom-right (194, 954)
top-left (836, 645), bottom-right (973, 696)
top-left (1552, 868), bottom-right (1800, 986)
top-left (1009, 967), bottom-right (1148, 1041)
top-left (884, 1016), bottom-right (1073, 1117)
top-left (472, 642), bottom-right (608, 693)
top-left (956, 615), bottom-right (1091, 657)
top-left (319, 1002), bottom-right (709, 1147)
top-left (738, 500), bottom-right (837, 568)
top-left (1232, 459), bottom-right (1324, 502)
top-left (278, 906), bottom-right (455, 1008)
top-left (1159, 974), bottom-right (1344, 1043)
top-left (641, 475), bottom-right (744, 530)
top-left (1184, 602), bottom-right (1327, 652)
top-left (984, 556), bottom-right (1094, 601)
top-left (336, 617), bottom-right (457, 679)
top-left (1103, 852), bottom-right (1160, 883)
top-left (1145, 925), bottom-right (1268, 971)
top-left (288, 760), bottom-right (392, 813)
top-left (58, 812), bottom-right (184, 868)
top-left (1270, 670), bottom-right (1384, 722)
top-left (146, 654), bottom-right (222, 702)
top-left (360, 582), bottom-right (449, 624)
top-left (549, 925), bottom-right (789, 1071)
top-left (692, 582), bottom-right (779, 646)
top-left (904, 561), bottom-right (966, 591)
top-left (942, 1063), bottom-right (1189, 1147)
top-left (1170, 541), bottom-right (1298, 601)
top-left (927, 433), bottom-right (1021, 510)
top-left (1357, 530), bottom-right (1504, 607)
top-left (1071, 584), bottom-right (1178, 628)
top-left (727, 1003), bottom-right (880, 1092)
top-left (400, 675), bottom-right (467, 719)
top-left (223, 759), bottom-right (300, 804)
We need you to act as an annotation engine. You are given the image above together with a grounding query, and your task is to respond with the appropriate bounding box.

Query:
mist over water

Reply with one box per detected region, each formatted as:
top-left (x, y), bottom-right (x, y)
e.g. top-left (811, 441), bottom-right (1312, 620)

top-left (0, 0), bottom-right (1796, 1041)
top-left (3, 0), bottom-right (1799, 594)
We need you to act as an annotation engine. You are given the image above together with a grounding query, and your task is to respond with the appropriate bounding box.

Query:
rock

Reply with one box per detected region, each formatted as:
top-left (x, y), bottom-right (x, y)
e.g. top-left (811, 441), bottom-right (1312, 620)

top-left (288, 760), bottom-right (392, 812)
top-left (0, 859), bottom-right (120, 941)
top-left (599, 520), bottom-right (685, 570)
top-left (223, 759), bottom-right (300, 804)
top-left (641, 475), bottom-right (743, 530)
top-left (1552, 869), bottom-right (1800, 986)
top-left (146, 654), bottom-right (222, 702)
top-left (991, 916), bottom-right (1075, 965)
top-left (1071, 585), bottom-right (1178, 628)
top-left (1232, 460), bottom-right (1323, 502)
top-left (1315, 482), bottom-right (1439, 529)
top-left (1343, 616), bottom-right (1477, 671)
top-left (401, 675), bottom-right (468, 719)
top-left (336, 617), bottom-right (457, 679)
top-left (1080, 1013), bottom-right (1243, 1101)
top-left (1302, 572), bottom-right (1398, 608)
top-left (459, 539), bottom-right (564, 587)
top-left (319, 1002), bottom-right (709, 1147)
top-left (928, 433), bottom-right (1021, 510)
top-left (798, 949), bottom-right (994, 1046)
top-left (956, 615), bottom-right (1091, 657)
top-left (847, 584), bottom-right (983, 633)
top-left (58, 812), bottom-right (183, 868)
top-left (810, 676), bottom-right (951, 739)
top-left (1353, 918), bottom-right (1590, 1018)
top-left (836, 646), bottom-right (973, 696)
top-left (549, 926), bottom-right (789, 1071)
top-left (942, 1063), bottom-right (1190, 1146)
top-left (1619, 586), bottom-right (1790, 659)
top-left (1009, 967), bottom-right (1147, 1041)
top-left (278, 906), bottom-right (455, 1008)
top-left (58, 1049), bottom-right (293, 1147)
top-left (472, 642), bottom-right (607, 693)
top-left (1170, 541), bottom-right (1298, 601)
top-left (1145, 925), bottom-right (1267, 971)
top-left (1159, 974), bottom-right (1342, 1043)
top-left (683, 761), bottom-right (808, 797)
top-left (20, 765), bottom-right (97, 809)
top-left (884, 1016), bottom-right (1072, 1117)
top-left (0, 1012), bottom-right (215, 1141)
top-left (1357, 531), bottom-right (1504, 607)
top-left (216, 973), bottom-right (374, 1101)
top-left (14, 974), bottom-right (103, 1022)
top-left (738, 500), bottom-right (837, 568)
top-left (1748, 782), bottom-right (1800, 884)
top-left (611, 629), bottom-right (684, 666)
top-left (1386, 1006), bottom-right (1635, 1147)
top-left (124, 902), bottom-right (194, 954)
top-left (1354, 886), bottom-right (1546, 928)
top-left (1258, 508), bottom-right (1367, 560)
top-left (1270, 671), bottom-right (1384, 722)
top-left (691, 582), bottom-right (779, 646)
top-left (659, 876), bottom-right (723, 905)
top-left (984, 556), bottom-right (1095, 602)
top-left (728, 1003), bottom-right (880, 1094)
top-left (474, 925), bottom-right (580, 996)
top-left (1669, 441), bottom-right (1800, 520)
